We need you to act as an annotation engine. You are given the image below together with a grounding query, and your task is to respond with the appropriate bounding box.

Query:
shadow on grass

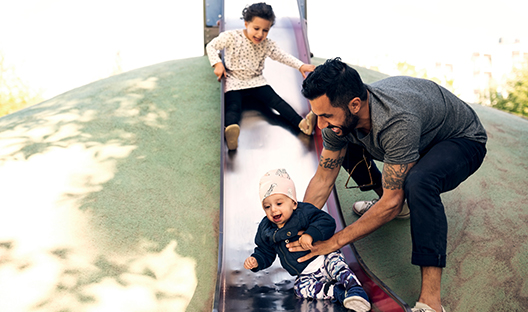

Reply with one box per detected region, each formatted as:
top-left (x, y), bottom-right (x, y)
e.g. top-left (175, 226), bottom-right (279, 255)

top-left (0, 56), bottom-right (221, 311)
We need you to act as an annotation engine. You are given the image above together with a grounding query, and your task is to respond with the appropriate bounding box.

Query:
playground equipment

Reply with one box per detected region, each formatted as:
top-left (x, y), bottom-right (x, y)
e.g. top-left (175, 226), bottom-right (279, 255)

top-left (211, 1), bottom-right (412, 311)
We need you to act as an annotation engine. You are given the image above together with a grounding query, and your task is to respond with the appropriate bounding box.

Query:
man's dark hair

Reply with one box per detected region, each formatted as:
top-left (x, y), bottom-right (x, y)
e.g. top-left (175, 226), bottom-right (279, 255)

top-left (242, 3), bottom-right (276, 26)
top-left (301, 57), bottom-right (367, 109)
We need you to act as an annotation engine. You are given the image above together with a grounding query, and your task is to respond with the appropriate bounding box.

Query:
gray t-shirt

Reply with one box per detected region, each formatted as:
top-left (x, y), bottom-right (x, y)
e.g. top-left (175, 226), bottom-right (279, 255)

top-left (322, 76), bottom-right (488, 164)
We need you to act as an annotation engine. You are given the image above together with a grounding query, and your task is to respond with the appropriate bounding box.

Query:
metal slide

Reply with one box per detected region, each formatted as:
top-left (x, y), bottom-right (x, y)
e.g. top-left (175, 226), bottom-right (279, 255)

top-left (213, 1), bottom-right (411, 311)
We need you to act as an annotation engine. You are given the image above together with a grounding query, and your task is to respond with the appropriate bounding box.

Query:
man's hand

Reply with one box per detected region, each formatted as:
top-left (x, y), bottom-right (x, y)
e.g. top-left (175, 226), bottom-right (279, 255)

top-left (286, 237), bottom-right (340, 263)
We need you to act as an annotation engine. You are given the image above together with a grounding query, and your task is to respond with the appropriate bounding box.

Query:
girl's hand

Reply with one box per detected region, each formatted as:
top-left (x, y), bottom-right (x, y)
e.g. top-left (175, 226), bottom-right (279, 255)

top-left (299, 64), bottom-right (315, 79)
top-left (244, 256), bottom-right (258, 269)
top-left (213, 62), bottom-right (226, 81)
top-left (298, 234), bottom-right (314, 250)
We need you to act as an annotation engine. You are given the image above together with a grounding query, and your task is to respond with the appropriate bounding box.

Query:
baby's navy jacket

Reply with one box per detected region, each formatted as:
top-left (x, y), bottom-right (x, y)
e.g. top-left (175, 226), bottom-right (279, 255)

top-left (250, 202), bottom-right (337, 276)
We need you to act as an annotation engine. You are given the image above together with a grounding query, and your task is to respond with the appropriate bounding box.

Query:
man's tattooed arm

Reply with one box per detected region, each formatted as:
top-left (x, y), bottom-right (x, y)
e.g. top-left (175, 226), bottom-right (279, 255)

top-left (319, 154), bottom-right (344, 170)
top-left (382, 163), bottom-right (412, 190)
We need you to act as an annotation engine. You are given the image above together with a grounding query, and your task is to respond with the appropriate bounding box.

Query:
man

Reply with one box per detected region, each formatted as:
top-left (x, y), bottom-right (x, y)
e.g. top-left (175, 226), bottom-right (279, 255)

top-left (286, 58), bottom-right (487, 312)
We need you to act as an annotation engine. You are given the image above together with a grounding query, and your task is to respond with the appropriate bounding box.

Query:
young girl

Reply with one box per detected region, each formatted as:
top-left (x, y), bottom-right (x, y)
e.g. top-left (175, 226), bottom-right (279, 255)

top-left (244, 169), bottom-right (371, 311)
top-left (206, 2), bottom-right (317, 150)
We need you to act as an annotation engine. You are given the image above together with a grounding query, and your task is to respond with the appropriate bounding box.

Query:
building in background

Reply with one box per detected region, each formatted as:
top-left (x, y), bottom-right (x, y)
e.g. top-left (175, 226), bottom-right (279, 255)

top-left (469, 37), bottom-right (528, 105)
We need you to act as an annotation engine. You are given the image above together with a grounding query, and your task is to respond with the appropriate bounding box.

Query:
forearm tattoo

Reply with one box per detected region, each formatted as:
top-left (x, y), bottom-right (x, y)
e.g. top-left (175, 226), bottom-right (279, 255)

top-left (382, 163), bottom-right (410, 190)
top-left (319, 154), bottom-right (344, 170)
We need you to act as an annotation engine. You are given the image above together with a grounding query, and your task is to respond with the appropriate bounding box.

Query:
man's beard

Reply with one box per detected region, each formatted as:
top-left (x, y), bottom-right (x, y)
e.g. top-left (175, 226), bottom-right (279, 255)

top-left (334, 108), bottom-right (359, 137)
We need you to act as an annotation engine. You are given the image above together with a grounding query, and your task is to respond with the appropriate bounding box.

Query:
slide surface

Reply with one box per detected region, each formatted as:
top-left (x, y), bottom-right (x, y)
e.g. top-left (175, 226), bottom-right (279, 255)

top-left (213, 1), bottom-right (411, 311)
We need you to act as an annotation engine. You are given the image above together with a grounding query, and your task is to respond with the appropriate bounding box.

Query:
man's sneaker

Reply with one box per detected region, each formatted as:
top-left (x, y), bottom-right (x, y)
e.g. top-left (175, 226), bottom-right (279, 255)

top-left (412, 302), bottom-right (446, 312)
top-left (224, 124), bottom-right (240, 150)
top-left (343, 286), bottom-right (371, 312)
top-left (352, 198), bottom-right (410, 219)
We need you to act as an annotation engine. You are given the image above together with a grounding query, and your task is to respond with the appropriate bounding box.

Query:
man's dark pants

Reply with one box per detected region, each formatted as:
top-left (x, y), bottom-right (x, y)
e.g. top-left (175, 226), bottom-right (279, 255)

top-left (342, 138), bottom-right (486, 267)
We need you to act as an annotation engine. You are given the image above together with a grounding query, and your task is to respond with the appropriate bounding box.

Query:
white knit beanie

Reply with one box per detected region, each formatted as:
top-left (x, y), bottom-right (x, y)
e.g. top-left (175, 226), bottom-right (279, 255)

top-left (259, 168), bottom-right (297, 203)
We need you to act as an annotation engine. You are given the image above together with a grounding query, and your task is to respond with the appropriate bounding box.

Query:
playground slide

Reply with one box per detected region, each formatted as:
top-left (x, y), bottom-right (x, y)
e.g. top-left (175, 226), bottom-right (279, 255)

top-left (213, 1), bottom-right (412, 311)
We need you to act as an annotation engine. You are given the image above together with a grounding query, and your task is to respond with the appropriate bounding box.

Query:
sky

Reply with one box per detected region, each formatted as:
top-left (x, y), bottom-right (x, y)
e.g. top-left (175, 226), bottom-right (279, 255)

top-left (308, 0), bottom-right (527, 68)
top-left (1, 0), bottom-right (527, 101)
top-left (0, 0), bottom-right (204, 99)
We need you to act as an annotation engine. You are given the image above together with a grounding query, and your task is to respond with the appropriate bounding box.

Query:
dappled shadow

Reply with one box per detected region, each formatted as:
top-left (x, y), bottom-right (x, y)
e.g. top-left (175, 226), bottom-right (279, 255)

top-left (0, 73), bottom-right (168, 161)
top-left (0, 57), bottom-right (221, 311)
top-left (0, 240), bottom-right (196, 311)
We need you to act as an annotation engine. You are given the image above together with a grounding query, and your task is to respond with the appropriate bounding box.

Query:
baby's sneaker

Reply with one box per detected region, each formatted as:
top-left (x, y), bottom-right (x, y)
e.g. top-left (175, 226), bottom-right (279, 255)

top-left (298, 111), bottom-right (316, 135)
top-left (353, 198), bottom-right (410, 219)
top-left (343, 285), bottom-right (371, 312)
top-left (224, 124), bottom-right (240, 150)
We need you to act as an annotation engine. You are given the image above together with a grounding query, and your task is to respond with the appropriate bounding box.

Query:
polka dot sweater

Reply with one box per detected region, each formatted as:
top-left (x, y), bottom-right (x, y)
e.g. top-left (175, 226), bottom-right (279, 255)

top-left (206, 29), bottom-right (304, 92)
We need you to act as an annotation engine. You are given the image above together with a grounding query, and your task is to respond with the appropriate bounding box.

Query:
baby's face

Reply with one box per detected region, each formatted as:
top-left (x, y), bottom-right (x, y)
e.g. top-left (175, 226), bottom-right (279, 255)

top-left (262, 194), bottom-right (297, 228)
top-left (244, 16), bottom-right (272, 44)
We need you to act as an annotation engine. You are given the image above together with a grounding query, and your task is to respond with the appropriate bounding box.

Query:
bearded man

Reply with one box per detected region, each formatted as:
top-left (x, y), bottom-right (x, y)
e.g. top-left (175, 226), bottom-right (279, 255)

top-left (286, 58), bottom-right (487, 312)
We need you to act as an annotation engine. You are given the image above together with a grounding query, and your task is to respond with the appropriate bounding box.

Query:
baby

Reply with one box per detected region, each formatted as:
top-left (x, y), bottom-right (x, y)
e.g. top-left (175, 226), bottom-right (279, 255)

top-left (244, 169), bottom-right (371, 311)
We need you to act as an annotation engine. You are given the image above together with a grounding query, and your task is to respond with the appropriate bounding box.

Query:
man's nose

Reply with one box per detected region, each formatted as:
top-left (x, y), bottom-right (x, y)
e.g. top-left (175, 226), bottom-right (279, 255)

top-left (317, 117), bottom-right (327, 129)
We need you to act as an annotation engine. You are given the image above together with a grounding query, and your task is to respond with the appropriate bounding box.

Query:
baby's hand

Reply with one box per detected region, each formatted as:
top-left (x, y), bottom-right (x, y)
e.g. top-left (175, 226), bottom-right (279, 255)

top-left (299, 64), bottom-right (316, 79)
top-left (213, 62), bottom-right (226, 81)
top-left (298, 234), bottom-right (314, 250)
top-left (244, 256), bottom-right (258, 270)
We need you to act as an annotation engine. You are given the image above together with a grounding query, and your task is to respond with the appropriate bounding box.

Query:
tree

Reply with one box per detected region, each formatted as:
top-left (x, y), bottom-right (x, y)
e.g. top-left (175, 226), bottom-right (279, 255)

top-left (396, 61), bottom-right (455, 93)
top-left (0, 52), bottom-right (43, 118)
top-left (487, 59), bottom-right (528, 118)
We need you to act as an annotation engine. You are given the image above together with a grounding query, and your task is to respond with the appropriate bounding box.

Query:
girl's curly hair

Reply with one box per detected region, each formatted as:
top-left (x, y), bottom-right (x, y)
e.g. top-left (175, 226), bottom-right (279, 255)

top-left (242, 3), bottom-right (275, 26)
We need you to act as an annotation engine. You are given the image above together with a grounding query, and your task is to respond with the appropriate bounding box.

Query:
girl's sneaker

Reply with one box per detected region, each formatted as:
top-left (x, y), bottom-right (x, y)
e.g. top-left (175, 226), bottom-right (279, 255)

top-left (298, 111), bottom-right (316, 135)
top-left (225, 124), bottom-right (240, 150)
top-left (343, 285), bottom-right (371, 312)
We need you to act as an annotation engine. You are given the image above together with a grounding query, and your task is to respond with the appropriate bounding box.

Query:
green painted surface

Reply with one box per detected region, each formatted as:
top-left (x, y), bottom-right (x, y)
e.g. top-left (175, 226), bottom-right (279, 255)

top-left (0, 56), bottom-right (221, 312)
top-left (0, 55), bottom-right (526, 312)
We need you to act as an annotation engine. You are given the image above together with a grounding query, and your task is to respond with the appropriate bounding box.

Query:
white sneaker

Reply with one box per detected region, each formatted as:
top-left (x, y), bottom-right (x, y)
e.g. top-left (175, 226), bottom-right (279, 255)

top-left (343, 296), bottom-right (371, 312)
top-left (412, 302), bottom-right (446, 312)
top-left (352, 198), bottom-right (410, 219)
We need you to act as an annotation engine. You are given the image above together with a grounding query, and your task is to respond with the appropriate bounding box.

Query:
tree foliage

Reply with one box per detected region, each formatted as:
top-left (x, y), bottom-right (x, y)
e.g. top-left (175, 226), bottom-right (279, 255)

top-left (487, 60), bottom-right (528, 118)
top-left (396, 61), bottom-right (455, 92)
top-left (0, 52), bottom-right (43, 118)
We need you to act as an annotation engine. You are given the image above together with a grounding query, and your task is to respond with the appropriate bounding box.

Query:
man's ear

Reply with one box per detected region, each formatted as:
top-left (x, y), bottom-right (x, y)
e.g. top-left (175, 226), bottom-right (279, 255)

top-left (348, 97), bottom-right (362, 114)
top-left (293, 201), bottom-right (298, 210)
